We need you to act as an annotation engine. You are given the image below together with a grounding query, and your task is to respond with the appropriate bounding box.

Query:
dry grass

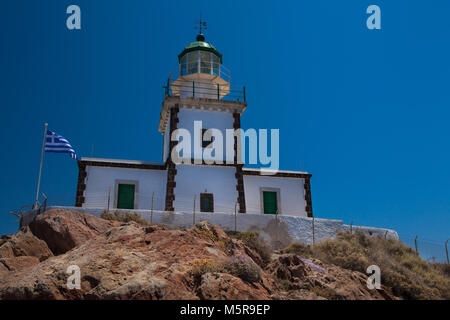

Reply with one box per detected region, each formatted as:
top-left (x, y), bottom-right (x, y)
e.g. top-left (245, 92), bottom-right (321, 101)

top-left (101, 210), bottom-right (149, 226)
top-left (191, 255), bottom-right (261, 284)
top-left (282, 231), bottom-right (450, 300)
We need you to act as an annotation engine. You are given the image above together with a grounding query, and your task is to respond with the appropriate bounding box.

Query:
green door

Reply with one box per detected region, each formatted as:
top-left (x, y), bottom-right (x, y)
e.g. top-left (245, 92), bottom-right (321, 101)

top-left (117, 184), bottom-right (135, 209)
top-left (263, 191), bottom-right (278, 214)
top-left (200, 193), bottom-right (214, 212)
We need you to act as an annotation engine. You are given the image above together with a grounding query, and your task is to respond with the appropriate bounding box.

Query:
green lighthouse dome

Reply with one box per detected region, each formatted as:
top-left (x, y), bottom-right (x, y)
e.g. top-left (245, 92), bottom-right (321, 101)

top-left (178, 34), bottom-right (223, 64)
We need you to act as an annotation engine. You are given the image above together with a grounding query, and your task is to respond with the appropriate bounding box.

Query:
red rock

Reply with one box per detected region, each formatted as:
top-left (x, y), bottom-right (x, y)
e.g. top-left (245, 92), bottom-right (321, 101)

top-left (0, 227), bottom-right (52, 262)
top-left (29, 209), bottom-right (118, 255)
top-left (198, 273), bottom-right (271, 300)
top-left (0, 256), bottom-right (40, 272)
top-left (0, 211), bottom-right (401, 300)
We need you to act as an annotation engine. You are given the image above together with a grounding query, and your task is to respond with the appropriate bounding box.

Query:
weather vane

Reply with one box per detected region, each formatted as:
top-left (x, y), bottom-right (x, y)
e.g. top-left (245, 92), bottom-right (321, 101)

top-left (195, 15), bottom-right (207, 34)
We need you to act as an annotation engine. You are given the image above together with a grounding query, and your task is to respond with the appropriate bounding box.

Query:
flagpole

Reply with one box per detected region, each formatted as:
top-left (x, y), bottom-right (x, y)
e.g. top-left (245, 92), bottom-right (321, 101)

top-left (34, 123), bottom-right (48, 208)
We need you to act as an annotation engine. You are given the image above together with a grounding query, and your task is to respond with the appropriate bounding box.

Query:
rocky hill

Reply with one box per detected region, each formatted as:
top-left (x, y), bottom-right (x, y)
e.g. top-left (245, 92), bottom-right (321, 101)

top-left (0, 209), bottom-right (409, 300)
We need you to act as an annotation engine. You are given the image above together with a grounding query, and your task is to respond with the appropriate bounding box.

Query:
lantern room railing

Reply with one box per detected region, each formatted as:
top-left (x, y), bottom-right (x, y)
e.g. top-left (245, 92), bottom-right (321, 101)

top-left (164, 79), bottom-right (246, 102)
top-left (168, 62), bottom-right (231, 86)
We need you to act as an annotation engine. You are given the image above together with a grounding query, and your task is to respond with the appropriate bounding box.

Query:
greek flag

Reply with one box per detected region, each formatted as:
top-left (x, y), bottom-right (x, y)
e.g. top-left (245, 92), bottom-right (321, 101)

top-left (45, 130), bottom-right (78, 160)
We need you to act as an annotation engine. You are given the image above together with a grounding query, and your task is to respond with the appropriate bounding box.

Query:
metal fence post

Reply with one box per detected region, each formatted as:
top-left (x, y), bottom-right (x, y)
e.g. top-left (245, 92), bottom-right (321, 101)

top-left (234, 202), bottom-right (238, 232)
top-left (41, 193), bottom-right (47, 213)
top-left (150, 191), bottom-right (154, 224)
top-left (107, 187), bottom-right (111, 214)
top-left (192, 81), bottom-right (195, 97)
top-left (193, 194), bottom-right (196, 226)
top-left (217, 84), bottom-right (220, 100)
top-left (445, 239), bottom-right (449, 264)
top-left (414, 235), bottom-right (418, 254)
top-left (312, 216), bottom-right (315, 245)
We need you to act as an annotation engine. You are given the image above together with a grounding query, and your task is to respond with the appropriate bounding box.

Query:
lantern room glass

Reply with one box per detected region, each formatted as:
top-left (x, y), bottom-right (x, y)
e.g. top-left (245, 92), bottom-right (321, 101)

top-left (180, 51), bottom-right (221, 77)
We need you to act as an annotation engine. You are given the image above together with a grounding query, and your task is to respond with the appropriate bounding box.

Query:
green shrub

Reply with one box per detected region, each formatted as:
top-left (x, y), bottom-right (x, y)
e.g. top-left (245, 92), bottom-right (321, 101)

top-left (190, 255), bottom-right (261, 284)
top-left (433, 263), bottom-right (450, 277)
top-left (191, 259), bottom-right (226, 283)
top-left (224, 254), bottom-right (261, 283)
top-left (101, 210), bottom-right (149, 226)
top-left (311, 286), bottom-right (341, 300)
top-left (286, 231), bottom-right (450, 300)
top-left (282, 242), bottom-right (313, 257)
top-left (226, 231), bottom-right (272, 266)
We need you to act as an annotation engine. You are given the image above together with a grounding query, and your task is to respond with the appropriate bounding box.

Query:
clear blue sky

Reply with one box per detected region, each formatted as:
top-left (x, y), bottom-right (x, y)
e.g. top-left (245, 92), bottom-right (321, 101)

top-left (1, 1), bottom-right (449, 250)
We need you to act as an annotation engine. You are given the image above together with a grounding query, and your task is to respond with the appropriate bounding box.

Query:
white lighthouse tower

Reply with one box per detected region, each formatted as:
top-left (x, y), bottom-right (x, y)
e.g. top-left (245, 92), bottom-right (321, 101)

top-left (76, 29), bottom-right (313, 219)
top-left (159, 30), bottom-right (248, 212)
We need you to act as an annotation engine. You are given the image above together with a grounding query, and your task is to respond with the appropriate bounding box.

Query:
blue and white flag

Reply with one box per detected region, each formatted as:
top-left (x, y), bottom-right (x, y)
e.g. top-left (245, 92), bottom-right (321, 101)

top-left (45, 130), bottom-right (78, 160)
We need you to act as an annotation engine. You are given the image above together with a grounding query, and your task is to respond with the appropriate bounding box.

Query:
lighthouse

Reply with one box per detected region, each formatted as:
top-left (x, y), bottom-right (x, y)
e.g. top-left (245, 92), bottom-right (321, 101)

top-left (171, 32), bottom-right (230, 99)
top-left (75, 30), bottom-right (313, 218)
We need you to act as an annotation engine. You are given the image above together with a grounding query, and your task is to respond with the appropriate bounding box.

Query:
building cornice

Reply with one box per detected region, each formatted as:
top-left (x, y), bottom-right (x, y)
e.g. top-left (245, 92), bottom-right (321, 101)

top-left (78, 158), bottom-right (166, 171)
top-left (242, 168), bottom-right (312, 179)
top-left (159, 96), bottom-right (247, 134)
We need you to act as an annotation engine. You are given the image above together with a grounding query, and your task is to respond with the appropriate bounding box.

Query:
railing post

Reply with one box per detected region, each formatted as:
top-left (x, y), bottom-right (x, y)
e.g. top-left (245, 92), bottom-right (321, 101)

top-left (217, 84), bottom-right (220, 100)
top-left (166, 78), bottom-right (170, 96)
top-left (192, 81), bottom-right (195, 97)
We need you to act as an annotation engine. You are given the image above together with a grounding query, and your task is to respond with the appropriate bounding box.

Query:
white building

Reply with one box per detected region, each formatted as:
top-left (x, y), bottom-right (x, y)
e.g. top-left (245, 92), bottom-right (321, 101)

top-left (75, 33), bottom-right (313, 217)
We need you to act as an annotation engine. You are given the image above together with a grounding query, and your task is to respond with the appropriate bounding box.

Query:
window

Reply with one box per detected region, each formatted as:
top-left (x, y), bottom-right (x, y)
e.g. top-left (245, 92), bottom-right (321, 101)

top-left (212, 54), bottom-right (220, 75)
top-left (180, 51), bottom-right (220, 76)
top-left (200, 193), bottom-right (214, 212)
top-left (200, 51), bottom-right (211, 74)
top-left (201, 128), bottom-right (213, 148)
top-left (117, 183), bottom-right (135, 209)
top-left (187, 52), bottom-right (198, 75)
top-left (180, 55), bottom-right (187, 76)
top-left (262, 191), bottom-right (278, 214)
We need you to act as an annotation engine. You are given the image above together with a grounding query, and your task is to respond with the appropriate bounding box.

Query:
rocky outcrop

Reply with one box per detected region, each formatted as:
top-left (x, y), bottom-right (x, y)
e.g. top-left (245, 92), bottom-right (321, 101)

top-left (268, 254), bottom-right (398, 300)
top-left (0, 227), bottom-right (52, 275)
top-left (29, 209), bottom-right (119, 255)
top-left (197, 273), bottom-right (271, 300)
top-left (0, 210), bottom-right (400, 300)
top-left (0, 227), bottom-right (52, 261)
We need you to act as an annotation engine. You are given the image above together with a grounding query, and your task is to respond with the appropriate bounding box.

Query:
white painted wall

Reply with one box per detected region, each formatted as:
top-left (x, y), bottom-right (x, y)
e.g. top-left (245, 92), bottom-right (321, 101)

top-left (175, 108), bottom-right (235, 162)
top-left (173, 164), bottom-right (238, 213)
top-left (83, 166), bottom-right (167, 210)
top-left (162, 112), bottom-right (170, 162)
top-left (243, 175), bottom-right (307, 217)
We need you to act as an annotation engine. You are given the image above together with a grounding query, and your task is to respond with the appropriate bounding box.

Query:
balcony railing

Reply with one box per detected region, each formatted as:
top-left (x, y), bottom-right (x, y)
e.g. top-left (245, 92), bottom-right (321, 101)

top-left (164, 79), bottom-right (246, 103)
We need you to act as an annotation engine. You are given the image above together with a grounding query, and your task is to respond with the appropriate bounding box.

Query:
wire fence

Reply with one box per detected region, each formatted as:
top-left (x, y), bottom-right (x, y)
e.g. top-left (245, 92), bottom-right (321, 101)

top-left (23, 191), bottom-right (450, 264)
top-left (398, 234), bottom-right (449, 264)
